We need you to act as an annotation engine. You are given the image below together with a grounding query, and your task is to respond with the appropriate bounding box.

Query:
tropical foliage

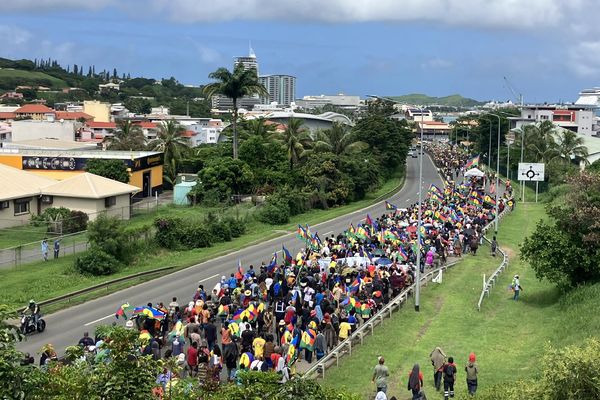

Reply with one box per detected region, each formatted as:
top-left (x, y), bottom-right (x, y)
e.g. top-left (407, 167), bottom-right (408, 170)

top-left (105, 120), bottom-right (145, 151)
top-left (203, 64), bottom-right (269, 159)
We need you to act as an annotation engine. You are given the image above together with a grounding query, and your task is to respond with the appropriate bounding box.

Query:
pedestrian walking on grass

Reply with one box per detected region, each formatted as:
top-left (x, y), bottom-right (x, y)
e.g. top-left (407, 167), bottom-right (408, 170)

top-left (490, 236), bottom-right (497, 257)
top-left (465, 352), bottom-right (478, 395)
top-left (512, 275), bottom-right (522, 301)
top-left (407, 363), bottom-right (425, 399)
top-left (41, 238), bottom-right (49, 261)
top-left (371, 356), bottom-right (389, 394)
top-left (443, 356), bottom-right (457, 399)
top-left (429, 346), bottom-right (446, 391)
top-left (53, 238), bottom-right (60, 259)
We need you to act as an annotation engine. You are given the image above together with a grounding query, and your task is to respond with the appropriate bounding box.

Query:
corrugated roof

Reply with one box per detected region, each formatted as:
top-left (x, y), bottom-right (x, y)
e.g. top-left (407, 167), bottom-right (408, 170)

top-left (0, 164), bottom-right (57, 201)
top-left (87, 121), bottom-right (116, 129)
top-left (0, 112), bottom-right (16, 119)
top-left (55, 111), bottom-right (94, 120)
top-left (15, 104), bottom-right (54, 114)
top-left (42, 173), bottom-right (140, 199)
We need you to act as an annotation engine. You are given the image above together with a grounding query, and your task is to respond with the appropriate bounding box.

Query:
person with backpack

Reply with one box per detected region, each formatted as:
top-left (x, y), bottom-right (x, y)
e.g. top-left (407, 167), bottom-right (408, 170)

top-left (407, 363), bottom-right (425, 399)
top-left (465, 352), bottom-right (478, 395)
top-left (442, 356), bottom-right (457, 399)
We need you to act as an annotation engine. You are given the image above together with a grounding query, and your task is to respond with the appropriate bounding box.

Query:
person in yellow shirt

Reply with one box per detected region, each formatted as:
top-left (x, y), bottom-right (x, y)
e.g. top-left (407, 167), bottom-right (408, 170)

top-left (252, 335), bottom-right (266, 359)
top-left (338, 319), bottom-right (352, 341)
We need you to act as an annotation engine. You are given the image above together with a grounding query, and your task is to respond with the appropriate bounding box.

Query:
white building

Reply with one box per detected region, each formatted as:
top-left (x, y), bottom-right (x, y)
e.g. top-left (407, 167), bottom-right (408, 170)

top-left (575, 87), bottom-right (600, 108)
top-left (509, 105), bottom-right (597, 136)
top-left (188, 119), bottom-right (225, 146)
top-left (259, 75), bottom-right (296, 106)
top-left (10, 120), bottom-right (79, 142)
top-left (296, 94), bottom-right (361, 110)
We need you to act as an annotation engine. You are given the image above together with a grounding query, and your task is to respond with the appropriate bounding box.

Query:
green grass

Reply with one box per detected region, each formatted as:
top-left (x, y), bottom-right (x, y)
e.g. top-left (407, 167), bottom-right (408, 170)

top-left (321, 204), bottom-right (600, 399)
top-left (0, 68), bottom-right (67, 88)
top-left (0, 170), bottom-right (405, 311)
top-left (0, 225), bottom-right (62, 249)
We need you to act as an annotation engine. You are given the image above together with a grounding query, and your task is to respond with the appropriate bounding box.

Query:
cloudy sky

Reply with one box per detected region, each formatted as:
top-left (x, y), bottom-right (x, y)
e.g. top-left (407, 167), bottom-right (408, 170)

top-left (1, 0), bottom-right (599, 102)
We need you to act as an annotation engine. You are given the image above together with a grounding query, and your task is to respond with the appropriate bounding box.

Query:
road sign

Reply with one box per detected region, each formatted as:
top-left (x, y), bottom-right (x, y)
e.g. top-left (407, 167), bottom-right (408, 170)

top-left (518, 163), bottom-right (545, 182)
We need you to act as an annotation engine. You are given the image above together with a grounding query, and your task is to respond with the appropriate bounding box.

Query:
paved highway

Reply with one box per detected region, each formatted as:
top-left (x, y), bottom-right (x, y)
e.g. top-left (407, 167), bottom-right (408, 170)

top-left (18, 154), bottom-right (443, 356)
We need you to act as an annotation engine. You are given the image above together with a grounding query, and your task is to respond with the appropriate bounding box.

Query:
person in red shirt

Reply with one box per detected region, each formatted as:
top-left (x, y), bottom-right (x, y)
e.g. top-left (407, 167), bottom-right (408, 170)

top-left (187, 341), bottom-right (199, 377)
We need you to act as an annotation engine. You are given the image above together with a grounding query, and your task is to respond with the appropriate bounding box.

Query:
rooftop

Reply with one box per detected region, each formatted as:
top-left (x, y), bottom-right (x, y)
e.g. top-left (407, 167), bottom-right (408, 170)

top-left (0, 148), bottom-right (162, 160)
top-left (87, 121), bottom-right (117, 129)
top-left (55, 111), bottom-right (94, 121)
top-left (0, 164), bottom-right (57, 201)
top-left (14, 104), bottom-right (54, 114)
top-left (4, 139), bottom-right (99, 151)
top-left (42, 172), bottom-right (140, 199)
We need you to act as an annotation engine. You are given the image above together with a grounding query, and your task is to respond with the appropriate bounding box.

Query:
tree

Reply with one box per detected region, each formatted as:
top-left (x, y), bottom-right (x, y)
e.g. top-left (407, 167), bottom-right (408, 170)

top-left (203, 64), bottom-right (269, 159)
top-left (124, 97), bottom-right (152, 115)
top-left (314, 122), bottom-right (368, 155)
top-left (521, 172), bottom-right (600, 290)
top-left (87, 214), bottom-right (130, 263)
top-left (84, 159), bottom-right (130, 183)
top-left (524, 120), bottom-right (559, 163)
top-left (105, 120), bottom-right (145, 151)
top-left (554, 129), bottom-right (588, 164)
top-left (270, 117), bottom-right (313, 170)
top-left (148, 119), bottom-right (190, 170)
top-left (196, 158), bottom-right (255, 202)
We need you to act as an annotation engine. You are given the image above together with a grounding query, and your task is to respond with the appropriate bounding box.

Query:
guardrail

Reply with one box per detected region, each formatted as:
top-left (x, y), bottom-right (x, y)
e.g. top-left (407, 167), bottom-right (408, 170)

top-left (15, 265), bottom-right (175, 313)
top-left (476, 206), bottom-right (511, 311)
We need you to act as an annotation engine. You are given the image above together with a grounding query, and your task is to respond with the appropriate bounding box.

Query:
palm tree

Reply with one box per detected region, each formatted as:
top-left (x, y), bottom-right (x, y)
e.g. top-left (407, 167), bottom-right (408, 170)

top-left (271, 117), bottom-right (313, 170)
top-left (314, 123), bottom-right (368, 155)
top-left (203, 64), bottom-right (269, 159)
top-left (105, 120), bottom-right (145, 151)
top-left (148, 119), bottom-right (190, 167)
top-left (554, 129), bottom-right (588, 164)
top-left (242, 117), bottom-right (277, 140)
top-left (525, 121), bottom-right (559, 163)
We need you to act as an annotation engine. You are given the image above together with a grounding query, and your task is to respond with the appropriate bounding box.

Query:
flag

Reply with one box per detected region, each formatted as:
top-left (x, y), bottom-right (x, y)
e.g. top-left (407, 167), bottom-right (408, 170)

top-left (299, 328), bottom-right (317, 351)
top-left (360, 303), bottom-right (371, 317)
top-left (470, 197), bottom-right (482, 207)
top-left (398, 246), bottom-right (408, 261)
top-left (313, 233), bottom-right (322, 246)
top-left (282, 245), bottom-right (293, 265)
top-left (465, 155), bottom-right (480, 169)
top-left (133, 306), bottom-right (165, 320)
top-left (115, 302), bottom-right (133, 319)
top-left (286, 334), bottom-right (300, 366)
top-left (348, 276), bottom-right (361, 293)
top-left (296, 225), bottom-right (308, 240)
top-left (305, 224), bottom-right (312, 239)
top-left (385, 201), bottom-right (398, 211)
top-left (267, 252), bottom-right (278, 273)
top-left (483, 195), bottom-right (496, 206)
top-left (365, 214), bottom-right (376, 229)
top-left (355, 225), bottom-right (369, 240)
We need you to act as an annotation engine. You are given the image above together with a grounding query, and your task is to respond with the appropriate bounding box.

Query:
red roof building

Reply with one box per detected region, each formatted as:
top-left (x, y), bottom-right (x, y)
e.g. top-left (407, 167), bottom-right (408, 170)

top-left (0, 112), bottom-right (16, 121)
top-left (86, 121), bottom-right (117, 129)
top-left (55, 111), bottom-right (94, 121)
top-left (14, 104), bottom-right (54, 114)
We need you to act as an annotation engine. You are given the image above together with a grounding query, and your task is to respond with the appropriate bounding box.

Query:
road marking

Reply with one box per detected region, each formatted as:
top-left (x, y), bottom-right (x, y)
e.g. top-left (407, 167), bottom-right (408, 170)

top-left (199, 273), bottom-right (219, 283)
top-left (323, 231), bottom-right (333, 237)
top-left (84, 314), bottom-right (113, 326)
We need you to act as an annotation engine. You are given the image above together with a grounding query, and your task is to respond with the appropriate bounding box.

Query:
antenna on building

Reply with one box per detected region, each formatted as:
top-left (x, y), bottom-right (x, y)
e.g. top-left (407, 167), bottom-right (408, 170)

top-left (249, 41), bottom-right (256, 58)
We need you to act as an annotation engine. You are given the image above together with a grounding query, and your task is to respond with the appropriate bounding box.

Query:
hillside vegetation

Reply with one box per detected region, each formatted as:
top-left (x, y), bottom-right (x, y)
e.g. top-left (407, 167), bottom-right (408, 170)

top-left (387, 93), bottom-right (484, 107)
top-left (323, 203), bottom-right (600, 399)
top-left (0, 68), bottom-right (67, 90)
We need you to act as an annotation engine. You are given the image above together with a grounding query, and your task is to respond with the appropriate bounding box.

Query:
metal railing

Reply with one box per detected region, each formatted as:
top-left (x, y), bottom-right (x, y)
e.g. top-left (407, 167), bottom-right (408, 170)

top-left (14, 265), bottom-right (175, 313)
top-left (476, 207), bottom-right (511, 311)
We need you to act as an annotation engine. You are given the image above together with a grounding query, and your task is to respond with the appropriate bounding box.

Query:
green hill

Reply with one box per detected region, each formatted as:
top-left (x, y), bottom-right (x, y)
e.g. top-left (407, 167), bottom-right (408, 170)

top-left (0, 68), bottom-right (68, 90)
top-left (387, 93), bottom-right (484, 108)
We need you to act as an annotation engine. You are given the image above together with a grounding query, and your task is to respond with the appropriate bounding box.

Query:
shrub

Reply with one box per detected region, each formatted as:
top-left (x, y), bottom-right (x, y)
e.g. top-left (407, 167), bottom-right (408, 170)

top-left (258, 197), bottom-right (290, 225)
top-left (74, 247), bottom-right (121, 276)
top-left (63, 210), bottom-right (89, 233)
top-left (154, 217), bottom-right (213, 250)
top-left (87, 215), bottom-right (130, 262)
top-left (209, 220), bottom-right (232, 242)
top-left (154, 217), bottom-right (185, 249)
top-left (223, 216), bottom-right (247, 238)
top-left (181, 223), bottom-right (212, 248)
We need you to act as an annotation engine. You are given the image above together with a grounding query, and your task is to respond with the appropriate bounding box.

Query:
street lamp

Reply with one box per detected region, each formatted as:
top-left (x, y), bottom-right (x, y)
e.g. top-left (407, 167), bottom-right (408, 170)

top-left (489, 113), bottom-right (502, 233)
top-left (415, 108), bottom-right (424, 312)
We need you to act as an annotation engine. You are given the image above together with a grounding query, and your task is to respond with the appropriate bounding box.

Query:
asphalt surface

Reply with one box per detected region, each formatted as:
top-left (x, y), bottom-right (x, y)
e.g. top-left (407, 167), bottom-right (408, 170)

top-left (17, 154), bottom-right (443, 356)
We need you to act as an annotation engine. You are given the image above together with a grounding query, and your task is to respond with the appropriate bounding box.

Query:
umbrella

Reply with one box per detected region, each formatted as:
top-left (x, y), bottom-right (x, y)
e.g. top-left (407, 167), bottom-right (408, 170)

top-left (342, 267), bottom-right (356, 276)
top-left (464, 167), bottom-right (485, 177)
top-left (372, 249), bottom-right (385, 256)
top-left (376, 258), bottom-right (393, 265)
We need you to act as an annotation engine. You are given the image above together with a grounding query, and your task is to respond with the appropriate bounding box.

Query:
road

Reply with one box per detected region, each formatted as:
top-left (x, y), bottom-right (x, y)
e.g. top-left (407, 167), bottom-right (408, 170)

top-left (17, 154), bottom-right (443, 356)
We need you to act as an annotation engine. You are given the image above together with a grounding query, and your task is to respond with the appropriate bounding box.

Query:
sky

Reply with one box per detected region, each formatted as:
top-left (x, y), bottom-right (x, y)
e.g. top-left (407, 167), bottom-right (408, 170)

top-left (1, 0), bottom-right (600, 103)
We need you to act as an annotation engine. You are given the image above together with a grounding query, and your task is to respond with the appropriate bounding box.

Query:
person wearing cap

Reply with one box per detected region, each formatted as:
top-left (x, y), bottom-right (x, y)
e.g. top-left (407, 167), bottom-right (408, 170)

top-left (511, 274), bottom-right (522, 301)
top-left (465, 352), bottom-right (479, 395)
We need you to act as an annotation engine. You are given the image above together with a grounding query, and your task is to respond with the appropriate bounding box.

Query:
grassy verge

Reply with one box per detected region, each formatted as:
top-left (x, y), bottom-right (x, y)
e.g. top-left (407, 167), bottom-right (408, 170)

top-left (0, 170), bottom-right (405, 311)
top-left (0, 225), bottom-right (64, 249)
top-left (321, 203), bottom-right (600, 399)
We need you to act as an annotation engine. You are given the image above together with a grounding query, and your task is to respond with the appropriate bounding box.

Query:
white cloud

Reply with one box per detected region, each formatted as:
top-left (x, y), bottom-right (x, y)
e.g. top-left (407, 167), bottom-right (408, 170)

top-left (0, 0), bottom-right (115, 12)
top-left (0, 25), bottom-right (33, 56)
top-left (422, 58), bottom-right (453, 69)
top-left (145, 0), bottom-right (596, 31)
top-left (568, 41), bottom-right (600, 77)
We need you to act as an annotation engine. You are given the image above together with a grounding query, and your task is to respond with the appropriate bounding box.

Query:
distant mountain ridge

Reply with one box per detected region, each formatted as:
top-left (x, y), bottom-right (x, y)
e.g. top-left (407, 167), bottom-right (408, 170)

top-left (387, 93), bottom-right (485, 107)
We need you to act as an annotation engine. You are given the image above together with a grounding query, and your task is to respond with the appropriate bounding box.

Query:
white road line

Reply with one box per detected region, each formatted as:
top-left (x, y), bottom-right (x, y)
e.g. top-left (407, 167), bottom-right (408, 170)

top-left (84, 314), bottom-right (113, 326)
top-left (199, 273), bottom-right (219, 283)
top-left (323, 231), bottom-right (334, 237)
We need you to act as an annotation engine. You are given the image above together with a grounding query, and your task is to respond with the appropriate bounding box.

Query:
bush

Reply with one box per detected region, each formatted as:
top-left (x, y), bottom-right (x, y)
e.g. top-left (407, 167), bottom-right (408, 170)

top-left (31, 207), bottom-right (89, 233)
top-left (258, 197), bottom-right (290, 225)
top-left (154, 217), bottom-right (213, 250)
top-left (87, 215), bottom-right (130, 262)
top-left (63, 210), bottom-right (89, 233)
top-left (209, 220), bottom-right (232, 242)
top-left (74, 247), bottom-right (121, 276)
top-left (223, 216), bottom-right (247, 238)
top-left (181, 223), bottom-right (212, 248)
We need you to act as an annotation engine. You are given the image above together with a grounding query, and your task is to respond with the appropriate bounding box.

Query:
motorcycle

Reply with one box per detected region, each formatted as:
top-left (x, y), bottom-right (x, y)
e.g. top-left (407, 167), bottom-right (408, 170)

top-left (20, 313), bottom-right (46, 335)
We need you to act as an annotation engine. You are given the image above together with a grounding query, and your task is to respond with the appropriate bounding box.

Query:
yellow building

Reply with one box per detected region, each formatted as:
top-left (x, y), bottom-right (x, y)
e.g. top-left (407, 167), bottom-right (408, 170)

top-left (0, 149), bottom-right (163, 198)
top-left (83, 100), bottom-right (111, 123)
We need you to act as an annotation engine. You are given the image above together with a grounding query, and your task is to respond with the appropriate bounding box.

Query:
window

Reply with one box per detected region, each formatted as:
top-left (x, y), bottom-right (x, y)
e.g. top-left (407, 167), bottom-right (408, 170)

top-left (41, 195), bottom-right (53, 204)
top-left (0, 201), bottom-right (9, 210)
top-left (105, 196), bottom-right (117, 207)
top-left (14, 200), bottom-right (29, 215)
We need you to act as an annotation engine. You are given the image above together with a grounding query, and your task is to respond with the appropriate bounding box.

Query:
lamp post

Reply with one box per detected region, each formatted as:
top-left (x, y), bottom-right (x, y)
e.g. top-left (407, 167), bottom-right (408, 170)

top-left (415, 108), bottom-right (424, 312)
top-left (490, 113), bottom-right (502, 233)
